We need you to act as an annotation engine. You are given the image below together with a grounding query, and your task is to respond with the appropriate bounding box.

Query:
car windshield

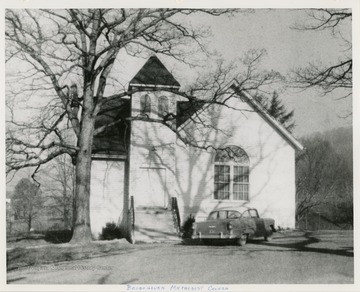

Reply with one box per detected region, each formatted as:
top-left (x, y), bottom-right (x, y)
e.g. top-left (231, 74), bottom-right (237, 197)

top-left (242, 209), bottom-right (258, 218)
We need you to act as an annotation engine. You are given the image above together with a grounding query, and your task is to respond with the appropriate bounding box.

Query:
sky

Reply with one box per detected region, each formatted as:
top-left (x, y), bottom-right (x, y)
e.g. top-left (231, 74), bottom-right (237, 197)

top-left (4, 7), bottom-right (353, 139)
top-left (115, 9), bottom-right (353, 138)
top-left (202, 9), bottom-right (352, 137)
top-left (3, 4), bottom-right (356, 190)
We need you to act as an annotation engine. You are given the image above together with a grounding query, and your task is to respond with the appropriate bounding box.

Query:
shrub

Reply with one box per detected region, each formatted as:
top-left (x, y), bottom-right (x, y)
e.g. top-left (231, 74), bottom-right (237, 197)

top-left (181, 214), bottom-right (195, 239)
top-left (44, 230), bottom-right (72, 244)
top-left (99, 222), bottom-right (123, 240)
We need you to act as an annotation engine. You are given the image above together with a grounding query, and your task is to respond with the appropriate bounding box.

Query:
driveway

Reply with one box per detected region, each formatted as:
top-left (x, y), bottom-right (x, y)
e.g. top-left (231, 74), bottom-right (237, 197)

top-left (7, 230), bottom-right (354, 285)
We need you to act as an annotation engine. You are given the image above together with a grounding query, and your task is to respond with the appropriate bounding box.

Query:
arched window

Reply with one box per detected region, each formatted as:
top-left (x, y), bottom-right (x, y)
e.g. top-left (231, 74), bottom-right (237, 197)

top-left (140, 95), bottom-right (151, 116)
top-left (214, 146), bottom-right (249, 201)
top-left (158, 96), bottom-right (169, 118)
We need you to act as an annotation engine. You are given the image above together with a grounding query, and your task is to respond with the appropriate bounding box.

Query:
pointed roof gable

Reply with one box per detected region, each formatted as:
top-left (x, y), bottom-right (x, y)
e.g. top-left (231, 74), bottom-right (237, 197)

top-left (129, 55), bottom-right (181, 89)
top-left (230, 82), bottom-right (304, 151)
top-left (177, 81), bottom-right (304, 151)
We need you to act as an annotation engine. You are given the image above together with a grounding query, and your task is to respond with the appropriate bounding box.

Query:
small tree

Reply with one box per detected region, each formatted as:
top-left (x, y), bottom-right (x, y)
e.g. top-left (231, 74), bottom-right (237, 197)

top-left (12, 178), bottom-right (44, 232)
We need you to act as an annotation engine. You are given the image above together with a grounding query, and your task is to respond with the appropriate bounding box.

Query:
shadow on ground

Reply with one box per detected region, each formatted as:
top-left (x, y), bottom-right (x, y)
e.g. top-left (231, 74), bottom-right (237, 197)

top-left (182, 231), bottom-right (353, 258)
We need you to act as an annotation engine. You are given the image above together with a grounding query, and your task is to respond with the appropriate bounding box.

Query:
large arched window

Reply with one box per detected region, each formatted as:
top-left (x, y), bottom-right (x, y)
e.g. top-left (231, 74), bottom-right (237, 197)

top-left (214, 146), bottom-right (249, 201)
top-left (140, 94), bottom-right (151, 116)
top-left (158, 96), bottom-right (169, 118)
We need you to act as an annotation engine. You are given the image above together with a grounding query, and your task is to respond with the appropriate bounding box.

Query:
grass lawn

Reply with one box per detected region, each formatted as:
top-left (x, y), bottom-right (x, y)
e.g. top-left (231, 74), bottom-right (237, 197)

top-left (7, 239), bottom-right (134, 271)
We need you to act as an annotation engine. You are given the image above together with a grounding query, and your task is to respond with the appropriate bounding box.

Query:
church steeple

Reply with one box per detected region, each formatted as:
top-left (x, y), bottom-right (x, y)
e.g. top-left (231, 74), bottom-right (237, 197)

top-left (129, 55), bottom-right (181, 91)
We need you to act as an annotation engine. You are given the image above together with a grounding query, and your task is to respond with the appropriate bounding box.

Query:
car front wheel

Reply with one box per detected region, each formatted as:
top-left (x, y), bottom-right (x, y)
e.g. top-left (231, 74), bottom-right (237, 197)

top-left (264, 230), bottom-right (273, 241)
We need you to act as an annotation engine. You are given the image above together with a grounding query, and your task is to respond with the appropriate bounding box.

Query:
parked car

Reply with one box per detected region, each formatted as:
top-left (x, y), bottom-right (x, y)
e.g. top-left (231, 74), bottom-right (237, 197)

top-left (192, 207), bottom-right (276, 246)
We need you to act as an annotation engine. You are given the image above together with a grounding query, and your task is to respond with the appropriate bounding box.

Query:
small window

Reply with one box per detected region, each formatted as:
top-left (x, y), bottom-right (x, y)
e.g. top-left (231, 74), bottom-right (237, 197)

top-left (140, 95), bottom-right (151, 116)
top-left (158, 96), bottom-right (169, 118)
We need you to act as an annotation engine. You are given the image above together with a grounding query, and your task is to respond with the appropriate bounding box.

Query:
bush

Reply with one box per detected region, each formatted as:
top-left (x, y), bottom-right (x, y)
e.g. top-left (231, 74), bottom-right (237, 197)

top-left (44, 230), bottom-right (73, 244)
top-left (181, 214), bottom-right (195, 239)
top-left (99, 222), bottom-right (124, 240)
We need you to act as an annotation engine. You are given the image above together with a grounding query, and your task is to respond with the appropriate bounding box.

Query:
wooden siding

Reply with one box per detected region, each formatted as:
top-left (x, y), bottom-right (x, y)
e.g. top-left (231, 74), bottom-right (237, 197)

top-left (90, 160), bottom-right (126, 239)
top-left (129, 91), bottom-right (183, 208)
top-left (175, 92), bottom-right (296, 228)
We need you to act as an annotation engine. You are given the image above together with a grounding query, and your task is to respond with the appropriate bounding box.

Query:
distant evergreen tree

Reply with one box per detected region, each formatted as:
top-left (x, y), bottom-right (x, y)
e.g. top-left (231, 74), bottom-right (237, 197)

top-left (267, 91), bottom-right (295, 132)
top-left (255, 91), bottom-right (295, 133)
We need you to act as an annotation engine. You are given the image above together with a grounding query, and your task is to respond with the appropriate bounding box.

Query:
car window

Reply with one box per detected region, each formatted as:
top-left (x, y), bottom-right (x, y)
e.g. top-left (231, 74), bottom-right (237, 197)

top-left (249, 209), bottom-right (258, 218)
top-left (227, 211), bottom-right (241, 219)
top-left (208, 212), bottom-right (218, 220)
top-left (242, 210), bottom-right (251, 218)
top-left (218, 211), bottom-right (227, 219)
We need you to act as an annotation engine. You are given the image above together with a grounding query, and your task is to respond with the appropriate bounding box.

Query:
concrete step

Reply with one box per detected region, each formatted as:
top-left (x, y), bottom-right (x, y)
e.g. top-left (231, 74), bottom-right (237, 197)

top-left (134, 208), bottom-right (181, 243)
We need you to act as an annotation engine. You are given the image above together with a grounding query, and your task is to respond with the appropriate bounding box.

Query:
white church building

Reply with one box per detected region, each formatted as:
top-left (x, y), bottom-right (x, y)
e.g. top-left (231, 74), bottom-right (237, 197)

top-left (89, 55), bottom-right (303, 242)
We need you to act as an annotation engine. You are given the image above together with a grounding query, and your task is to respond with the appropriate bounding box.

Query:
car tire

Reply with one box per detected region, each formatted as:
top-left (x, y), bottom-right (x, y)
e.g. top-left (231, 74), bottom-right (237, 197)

top-left (237, 234), bottom-right (247, 246)
top-left (264, 230), bottom-right (273, 241)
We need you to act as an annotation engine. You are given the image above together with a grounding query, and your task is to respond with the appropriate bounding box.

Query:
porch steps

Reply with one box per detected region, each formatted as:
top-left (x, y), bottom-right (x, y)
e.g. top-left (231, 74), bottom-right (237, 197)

top-left (134, 207), bottom-right (181, 243)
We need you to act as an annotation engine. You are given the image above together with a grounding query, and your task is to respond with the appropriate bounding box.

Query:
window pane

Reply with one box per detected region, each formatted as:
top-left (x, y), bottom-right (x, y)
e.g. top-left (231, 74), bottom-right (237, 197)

top-left (214, 165), bottom-right (230, 200)
top-left (233, 165), bottom-right (249, 201)
top-left (219, 211), bottom-right (227, 219)
top-left (249, 209), bottom-right (258, 218)
top-left (234, 166), bottom-right (249, 183)
top-left (215, 146), bottom-right (249, 163)
top-left (242, 211), bottom-right (251, 218)
top-left (158, 96), bottom-right (169, 117)
top-left (228, 211), bottom-right (241, 219)
top-left (208, 212), bottom-right (218, 220)
top-left (140, 95), bottom-right (151, 115)
top-left (214, 147), bottom-right (249, 201)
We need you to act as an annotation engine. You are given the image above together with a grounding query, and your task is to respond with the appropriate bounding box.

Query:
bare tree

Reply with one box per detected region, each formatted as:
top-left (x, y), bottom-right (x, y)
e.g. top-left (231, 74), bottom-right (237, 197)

top-left (39, 155), bottom-right (75, 230)
top-left (291, 9), bottom-right (352, 100)
top-left (5, 9), bottom-right (280, 243)
top-left (254, 91), bottom-right (295, 132)
top-left (296, 134), bottom-right (352, 227)
top-left (5, 8), bottom-right (235, 243)
top-left (12, 178), bottom-right (44, 232)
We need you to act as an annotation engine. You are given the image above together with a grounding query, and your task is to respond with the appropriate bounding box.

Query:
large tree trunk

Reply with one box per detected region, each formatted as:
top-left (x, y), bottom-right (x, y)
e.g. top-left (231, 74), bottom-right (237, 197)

top-left (70, 111), bottom-right (95, 244)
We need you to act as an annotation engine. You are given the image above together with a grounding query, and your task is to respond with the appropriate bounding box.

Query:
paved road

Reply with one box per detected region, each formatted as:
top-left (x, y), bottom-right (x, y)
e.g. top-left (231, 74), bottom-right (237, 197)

top-left (7, 230), bottom-right (354, 285)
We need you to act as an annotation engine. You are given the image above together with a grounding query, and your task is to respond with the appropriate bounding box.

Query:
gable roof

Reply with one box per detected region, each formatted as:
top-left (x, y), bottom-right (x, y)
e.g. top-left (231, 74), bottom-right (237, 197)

top-left (176, 100), bottom-right (207, 128)
top-left (129, 55), bottom-right (181, 89)
top-left (93, 99), bottom-right (131, 155)
top-left (178, 81), bottom-right (304, 151)
top-left (230, 82), bottom-right (304, 151)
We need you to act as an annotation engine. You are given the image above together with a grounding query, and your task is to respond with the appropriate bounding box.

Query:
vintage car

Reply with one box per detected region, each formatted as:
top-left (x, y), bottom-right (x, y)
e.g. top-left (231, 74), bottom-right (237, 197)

top-left (191, 207), bottom-right (276, 246)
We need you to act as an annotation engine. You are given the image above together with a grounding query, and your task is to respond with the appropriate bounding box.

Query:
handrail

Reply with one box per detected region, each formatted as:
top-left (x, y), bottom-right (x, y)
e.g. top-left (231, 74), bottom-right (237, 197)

top-left (127, 196), bottom-right (135, 243)
top-left (130, 196), bottom-right (135, 228)
top-left (171, 197), bottom-right (181, 234)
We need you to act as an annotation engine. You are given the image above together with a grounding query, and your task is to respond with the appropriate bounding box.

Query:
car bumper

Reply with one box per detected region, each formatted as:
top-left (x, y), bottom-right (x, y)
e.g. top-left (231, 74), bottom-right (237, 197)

top-left (192, 232), bottom-right (236, 240)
